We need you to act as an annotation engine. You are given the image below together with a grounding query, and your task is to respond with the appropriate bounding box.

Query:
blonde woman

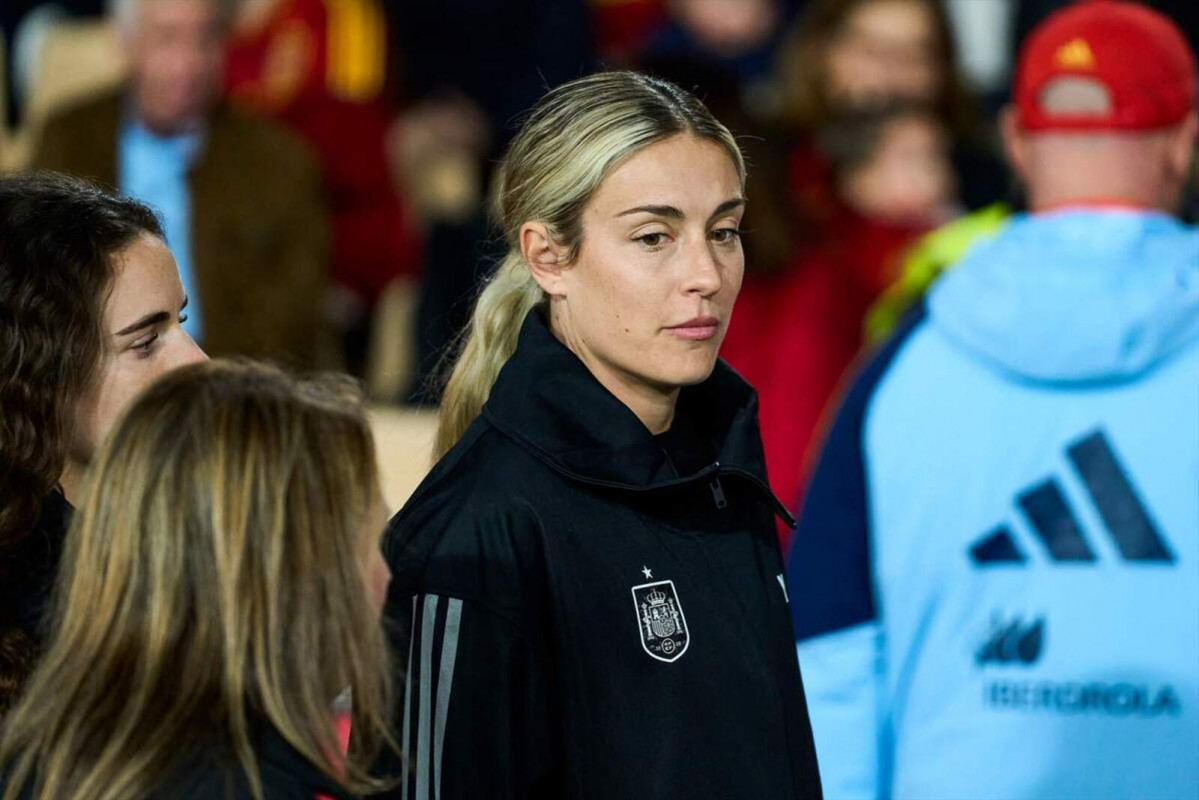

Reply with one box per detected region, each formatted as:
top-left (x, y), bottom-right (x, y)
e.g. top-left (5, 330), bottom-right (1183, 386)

top-left (384, 72), bottom-right (822, 799)
top-left (0, 361), bottom-right (395, 800)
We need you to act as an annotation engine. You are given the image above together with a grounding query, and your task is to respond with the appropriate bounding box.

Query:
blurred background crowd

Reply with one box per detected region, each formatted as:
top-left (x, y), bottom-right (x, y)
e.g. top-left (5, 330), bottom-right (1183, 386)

top-left (1, 0), bottom-right (1195, 524)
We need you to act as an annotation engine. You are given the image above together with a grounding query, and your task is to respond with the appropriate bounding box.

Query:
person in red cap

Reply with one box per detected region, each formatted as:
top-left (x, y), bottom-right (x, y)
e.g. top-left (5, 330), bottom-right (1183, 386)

top-left (785, 2), bottom-right (1198, 798)
top-left (1003, 0), bottom-right (1195, 210)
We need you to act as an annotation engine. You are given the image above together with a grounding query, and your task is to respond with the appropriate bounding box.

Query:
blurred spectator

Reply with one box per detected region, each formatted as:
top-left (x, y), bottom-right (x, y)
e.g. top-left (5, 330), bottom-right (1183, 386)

top-left (0, 174), bottom-right (205, 716)
top-left (384, 0), bottom-right (595, 402)
top-left (31, 0), bottom-right (329, 367)
top-left (641, 0), bottom-right (799, 112)
top-left (822, 102), bottom-right (956, 225)
top-left (777, 0), bottom-right (1007, 215)
top-left (722, 101), bottom-right (957, 541)
top-left (0, 360), bottom-right (396, 798)
top-left (865, 0), bottom-right (1198, 348)
top-left (225, 0), bottom-right (421, 377)
top-left (789, 2), bottom-right (1198, 797)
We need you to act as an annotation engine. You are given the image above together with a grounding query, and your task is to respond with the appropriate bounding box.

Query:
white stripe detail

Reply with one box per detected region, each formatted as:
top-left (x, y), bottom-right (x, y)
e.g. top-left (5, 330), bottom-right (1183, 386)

top-left (401, 595), bottom-right (417, 800)
top-left (433, 598), bottom-right (463, 800)
top-left (415, 594), bottom-right (439, 800)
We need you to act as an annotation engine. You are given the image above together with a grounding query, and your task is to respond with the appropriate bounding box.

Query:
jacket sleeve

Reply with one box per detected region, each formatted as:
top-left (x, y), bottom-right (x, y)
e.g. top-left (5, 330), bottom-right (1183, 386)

top-left (786, 307), bottom-right (927, 800)
top-left (388, 592), bottom-right (558, 800)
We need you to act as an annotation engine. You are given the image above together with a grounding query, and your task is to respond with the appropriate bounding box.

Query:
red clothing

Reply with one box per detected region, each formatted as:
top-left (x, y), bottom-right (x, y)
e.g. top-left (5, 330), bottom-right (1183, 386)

top-left (723, 193), bottom-right (927, 550)
top-left (226, 0), bottom-right (420, 302)
top-left (591, 0), bottom-right (667, 60)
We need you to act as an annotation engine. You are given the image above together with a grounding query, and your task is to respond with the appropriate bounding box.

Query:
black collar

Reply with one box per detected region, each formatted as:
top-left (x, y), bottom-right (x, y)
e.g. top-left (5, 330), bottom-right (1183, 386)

top-left (482, 311), bottom-right (790, 523)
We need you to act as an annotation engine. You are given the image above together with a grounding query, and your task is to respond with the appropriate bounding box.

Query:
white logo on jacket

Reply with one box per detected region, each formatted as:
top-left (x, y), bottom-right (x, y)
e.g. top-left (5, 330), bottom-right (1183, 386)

top-left (632, 579), bottom-right (690, 662)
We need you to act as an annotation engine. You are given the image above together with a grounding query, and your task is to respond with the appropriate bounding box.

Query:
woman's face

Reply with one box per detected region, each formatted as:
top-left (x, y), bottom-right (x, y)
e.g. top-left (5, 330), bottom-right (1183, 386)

top-left (825, 0), bottom-right (941, 109)
top-left (543, 134), bottom-right (745, 400)
top-left (73, 234), bottom-right (207, 461)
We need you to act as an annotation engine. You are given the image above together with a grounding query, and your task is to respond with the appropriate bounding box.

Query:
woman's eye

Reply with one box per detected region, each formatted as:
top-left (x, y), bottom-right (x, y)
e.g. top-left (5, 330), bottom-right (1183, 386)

top-left (131, 334), bottom-right (159, 357)
top-left (179, 313), bottom-right (189, 325)
top-left (635, 232), bottom-right (668, 249)
top-left (710, 227), bottom-right (743, 245)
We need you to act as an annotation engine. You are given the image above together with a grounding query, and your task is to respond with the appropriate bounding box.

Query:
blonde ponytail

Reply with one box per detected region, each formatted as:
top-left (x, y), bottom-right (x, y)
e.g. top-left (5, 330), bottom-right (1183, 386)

top-left (435, 253), bottom-right (543, 458)
top-left (434, 71), bottom-right (746, 457)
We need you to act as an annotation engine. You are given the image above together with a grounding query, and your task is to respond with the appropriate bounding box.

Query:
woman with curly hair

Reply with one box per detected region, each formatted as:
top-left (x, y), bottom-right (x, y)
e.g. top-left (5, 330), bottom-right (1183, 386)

top-left (0, 173), bottom-right (205, 714)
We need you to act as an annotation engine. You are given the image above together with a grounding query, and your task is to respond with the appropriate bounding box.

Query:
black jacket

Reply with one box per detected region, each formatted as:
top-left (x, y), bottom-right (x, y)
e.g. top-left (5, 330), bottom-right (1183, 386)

top-left (152, 726), bottom-right (353, 799)
top-left (380, 311), bottom-right (822, 799)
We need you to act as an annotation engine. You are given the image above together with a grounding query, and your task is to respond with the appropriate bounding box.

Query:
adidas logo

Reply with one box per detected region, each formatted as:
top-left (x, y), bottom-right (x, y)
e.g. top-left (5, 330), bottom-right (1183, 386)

top-left (970, 430), bottom-right (1174, 566)
top-left (977, 615), bottom-right (1044, 666)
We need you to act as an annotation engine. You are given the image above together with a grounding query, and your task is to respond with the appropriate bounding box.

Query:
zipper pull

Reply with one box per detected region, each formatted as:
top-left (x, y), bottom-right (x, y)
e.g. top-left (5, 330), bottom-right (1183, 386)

top-left (709, 477), bottom-right (728, 509)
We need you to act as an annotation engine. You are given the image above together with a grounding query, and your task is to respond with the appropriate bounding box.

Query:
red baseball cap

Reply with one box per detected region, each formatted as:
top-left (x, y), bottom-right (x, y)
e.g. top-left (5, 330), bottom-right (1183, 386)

top-left (1014, 0), bottom-right (1197, 132)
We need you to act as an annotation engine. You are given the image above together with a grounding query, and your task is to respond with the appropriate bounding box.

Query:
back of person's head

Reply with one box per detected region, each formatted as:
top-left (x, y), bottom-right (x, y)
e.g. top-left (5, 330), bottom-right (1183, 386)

top-left (435, 70), bottom-right (745, 458)
top-left (0, 173), bottom-right (163, 548)
top-left (777, 0), bottom-right (975, 136)
top-left (1001, 0), bottom-right (1197, 212)
top-left (0, 360), bottom-right (394, 800)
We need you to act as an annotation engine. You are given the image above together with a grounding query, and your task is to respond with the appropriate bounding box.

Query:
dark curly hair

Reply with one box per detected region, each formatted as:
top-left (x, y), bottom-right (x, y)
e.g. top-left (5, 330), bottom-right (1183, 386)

top-left (0, 173), bottom-right (164, 547)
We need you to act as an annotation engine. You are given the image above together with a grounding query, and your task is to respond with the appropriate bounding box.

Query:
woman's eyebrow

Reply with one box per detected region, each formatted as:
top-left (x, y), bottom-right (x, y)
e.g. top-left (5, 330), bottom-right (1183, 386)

top-left (616, 197), bottom-right (745, 221)
top-left (114, 297), bottom-right (189, 336)
top-left (706, 198), bottom-right (746, 224)
top-left (115, 311), bottom-right (170, 336)
top-left (616, 204), bottom-right (684, 219)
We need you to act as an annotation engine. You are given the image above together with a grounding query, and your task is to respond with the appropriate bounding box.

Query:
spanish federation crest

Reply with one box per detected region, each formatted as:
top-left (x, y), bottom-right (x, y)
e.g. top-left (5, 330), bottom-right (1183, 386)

top-left (632, 580), bottom-right (689, 663)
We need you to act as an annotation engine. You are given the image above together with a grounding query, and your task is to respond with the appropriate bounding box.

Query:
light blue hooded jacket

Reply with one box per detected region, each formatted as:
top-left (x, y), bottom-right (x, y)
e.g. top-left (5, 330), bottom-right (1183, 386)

top-left (787, 210), bottom-right (1199, 799)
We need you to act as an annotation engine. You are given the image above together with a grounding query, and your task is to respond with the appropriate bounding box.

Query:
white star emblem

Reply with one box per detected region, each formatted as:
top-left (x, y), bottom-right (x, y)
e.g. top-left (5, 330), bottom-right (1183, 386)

top-left (641, 566), bottom-right (653, 579)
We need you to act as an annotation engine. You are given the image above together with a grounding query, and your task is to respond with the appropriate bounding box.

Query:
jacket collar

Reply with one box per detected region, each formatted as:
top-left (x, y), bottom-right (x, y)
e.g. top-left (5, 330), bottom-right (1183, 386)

top-left (482, 310), bottom-right (771, 492)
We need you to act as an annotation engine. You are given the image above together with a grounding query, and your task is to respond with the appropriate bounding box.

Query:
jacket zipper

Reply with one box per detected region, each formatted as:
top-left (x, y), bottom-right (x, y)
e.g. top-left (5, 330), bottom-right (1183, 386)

top-left (709, 476), bottom-right (728, 509)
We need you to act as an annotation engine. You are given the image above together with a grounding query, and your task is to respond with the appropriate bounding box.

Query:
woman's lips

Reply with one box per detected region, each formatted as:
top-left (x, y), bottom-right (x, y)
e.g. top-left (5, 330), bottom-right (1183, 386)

top-left (666, 317), bottom-right (720, 341)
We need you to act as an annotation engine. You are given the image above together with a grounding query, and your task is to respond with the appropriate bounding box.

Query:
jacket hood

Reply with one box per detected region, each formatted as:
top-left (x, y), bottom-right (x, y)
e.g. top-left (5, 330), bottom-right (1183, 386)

top-left (483, 311), bottom-right (772, 493)
top-left (929, 210), bottom-right (1199, 383)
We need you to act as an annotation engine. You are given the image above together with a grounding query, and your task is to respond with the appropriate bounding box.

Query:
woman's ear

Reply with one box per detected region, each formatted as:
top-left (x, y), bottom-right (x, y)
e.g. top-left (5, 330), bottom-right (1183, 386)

top-left (520, 222), bottom-right (570, 296)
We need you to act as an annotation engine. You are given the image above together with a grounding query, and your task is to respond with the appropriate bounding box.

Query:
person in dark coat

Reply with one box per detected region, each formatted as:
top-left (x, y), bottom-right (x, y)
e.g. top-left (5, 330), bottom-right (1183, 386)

top-left (379, 71), bottom-right (823, 800)
top-left (32, 0), bottom-right (330, 367)
top-left (0, 173), bottom-right (205, 717)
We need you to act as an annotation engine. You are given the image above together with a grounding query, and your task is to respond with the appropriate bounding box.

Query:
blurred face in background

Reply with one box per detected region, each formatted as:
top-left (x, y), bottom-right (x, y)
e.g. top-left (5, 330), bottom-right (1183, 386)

top-left (825, 0), bottom-right (941, 109)
top-left (839, 113), bottom-right (955, 225)
top-left (531, 135), bottom-right (745, 412)
top-left (124, 0), bottom-right (228, 134)
top-left (669, 0), bottom-right (779, 56)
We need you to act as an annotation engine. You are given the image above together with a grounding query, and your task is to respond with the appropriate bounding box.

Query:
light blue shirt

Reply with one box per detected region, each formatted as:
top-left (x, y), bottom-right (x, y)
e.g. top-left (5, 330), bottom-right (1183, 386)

top-left (119, 119), bottom-right (204, 341)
